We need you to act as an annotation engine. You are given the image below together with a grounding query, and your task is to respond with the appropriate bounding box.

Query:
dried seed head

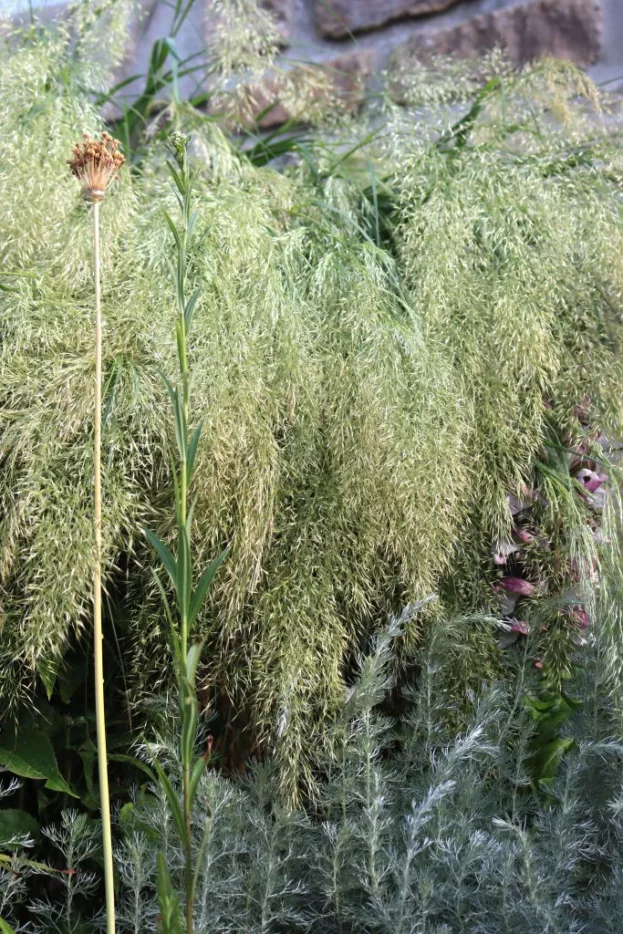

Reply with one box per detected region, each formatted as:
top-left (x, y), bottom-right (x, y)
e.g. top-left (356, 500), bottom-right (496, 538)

top-left (68, 132), bottom-right (125, 202)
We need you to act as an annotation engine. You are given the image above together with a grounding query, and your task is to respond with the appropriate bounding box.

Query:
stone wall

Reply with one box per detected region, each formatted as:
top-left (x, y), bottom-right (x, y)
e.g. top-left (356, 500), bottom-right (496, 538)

top-left (18, 0), bottom-right (623, 123)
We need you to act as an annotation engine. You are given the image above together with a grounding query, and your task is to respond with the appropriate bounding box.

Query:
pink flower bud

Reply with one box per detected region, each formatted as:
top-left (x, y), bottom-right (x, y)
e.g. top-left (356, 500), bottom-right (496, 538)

top-left (496, 577), bottom-right (536, 597)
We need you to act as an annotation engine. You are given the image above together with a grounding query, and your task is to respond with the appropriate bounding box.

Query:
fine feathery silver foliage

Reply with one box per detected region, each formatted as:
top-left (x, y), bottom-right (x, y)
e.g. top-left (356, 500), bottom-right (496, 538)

top-left (101, 601), bottom-right (623, 931)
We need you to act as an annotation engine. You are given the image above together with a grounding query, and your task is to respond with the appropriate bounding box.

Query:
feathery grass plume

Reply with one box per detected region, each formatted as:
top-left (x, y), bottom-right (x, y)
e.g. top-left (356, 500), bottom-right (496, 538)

top-left (206, 0), bottom-right (281, 80)
top-left (66, 0), bottom-right (140, 85)
top-left (391, 59), bottom-right (623, 586)
top-left (68, 130), bottom-right (125, 934)
top-left (206, 0), bottom-right (337, 132)
top-left (2, 30), bottom-right (623, 794)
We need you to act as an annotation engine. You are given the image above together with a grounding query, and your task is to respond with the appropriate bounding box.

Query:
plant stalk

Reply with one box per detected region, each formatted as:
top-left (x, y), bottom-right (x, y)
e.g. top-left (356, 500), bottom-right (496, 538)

top-left (180, 232), bottom-right (193, 934)
top-left (93, 200), bottom-right (116, 934)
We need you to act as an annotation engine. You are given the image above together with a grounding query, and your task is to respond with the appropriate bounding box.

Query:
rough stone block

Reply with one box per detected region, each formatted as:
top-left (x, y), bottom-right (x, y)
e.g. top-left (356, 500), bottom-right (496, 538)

top-left (314, 0), bottom-right (470, 40)
top-left (263, 0), bottom-right (295, 43)
top-left (392, 0), bottom-right (602, 71)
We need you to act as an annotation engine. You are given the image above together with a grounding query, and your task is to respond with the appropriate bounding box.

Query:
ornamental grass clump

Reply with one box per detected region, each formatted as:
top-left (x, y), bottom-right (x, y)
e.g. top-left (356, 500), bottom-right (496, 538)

top-left (68, 130), bottom-right (125, 934)
top-left (2, 24), bottom-right (623, 796)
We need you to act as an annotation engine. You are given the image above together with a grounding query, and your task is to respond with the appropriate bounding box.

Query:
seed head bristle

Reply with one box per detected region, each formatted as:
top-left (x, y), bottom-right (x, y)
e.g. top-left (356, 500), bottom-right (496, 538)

top-left (68, 131), bottom-right (125, 202)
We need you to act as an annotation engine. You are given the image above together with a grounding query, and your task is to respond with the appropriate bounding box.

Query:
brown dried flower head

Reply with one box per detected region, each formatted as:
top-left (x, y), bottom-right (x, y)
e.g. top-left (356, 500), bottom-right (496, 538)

top-left (68, 132), bottom-right (125, 202)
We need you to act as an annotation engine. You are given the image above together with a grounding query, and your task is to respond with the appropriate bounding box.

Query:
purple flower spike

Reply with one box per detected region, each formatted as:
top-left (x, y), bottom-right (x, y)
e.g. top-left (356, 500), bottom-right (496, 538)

top-left (570, 607), bottom-right (591, 630)
top-left (510, 620), bottom-right (529, 635)
top-left (496, 576), bottom-right (536, 597)
top-left (576, 469), bottom-right (608, 494)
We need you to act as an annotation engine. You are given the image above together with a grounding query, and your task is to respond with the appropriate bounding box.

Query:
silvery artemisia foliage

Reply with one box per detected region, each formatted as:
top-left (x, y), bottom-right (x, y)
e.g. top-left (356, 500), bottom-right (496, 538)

top-left (4, 601), bottom-right (623, 932)
top-left (110, 608), bottom-right (623, 934)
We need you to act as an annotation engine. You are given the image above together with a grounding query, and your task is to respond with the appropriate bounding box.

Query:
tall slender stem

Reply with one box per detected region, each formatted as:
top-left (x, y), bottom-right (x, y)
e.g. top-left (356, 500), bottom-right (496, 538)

top-left (93, 200), bottom-right (116, 934)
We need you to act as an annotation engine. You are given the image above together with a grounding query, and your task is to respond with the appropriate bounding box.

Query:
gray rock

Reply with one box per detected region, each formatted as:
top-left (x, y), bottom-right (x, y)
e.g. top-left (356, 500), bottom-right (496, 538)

top-left (392, 0), bottom-right (603, 70)
top-left (313, 0), bottom-right (473, 40)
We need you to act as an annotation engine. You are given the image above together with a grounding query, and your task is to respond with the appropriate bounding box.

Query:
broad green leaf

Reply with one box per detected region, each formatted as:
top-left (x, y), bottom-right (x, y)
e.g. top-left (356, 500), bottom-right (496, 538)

top-left (532, 738), bottom-right (575, 782)
top-left (0, 918), bottom-right (17, 934)
top-left (58, 656), bottom-right (87, 705)
top-left (0, 728), bottom-right (76, 797)
top-left (38, 655), bottom-right (59, 701)
top-left (0, 810), bottom-right (39, 849)
top-left (188, 546), bottom-right (230, 626)
top-left (76, 741), bottom-right (99, 810)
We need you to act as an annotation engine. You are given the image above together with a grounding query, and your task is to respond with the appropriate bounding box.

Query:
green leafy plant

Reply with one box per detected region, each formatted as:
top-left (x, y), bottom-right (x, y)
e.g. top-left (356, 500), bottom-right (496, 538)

top-left (145, 132), bottom-right (228, 934)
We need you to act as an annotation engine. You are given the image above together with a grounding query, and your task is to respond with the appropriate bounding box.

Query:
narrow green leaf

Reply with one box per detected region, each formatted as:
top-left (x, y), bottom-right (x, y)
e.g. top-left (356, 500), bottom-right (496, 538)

top-left (187, 210), bottom-right (198, 240)
top-left (152, 761), bottom-right (186, 842)
top-left (180, 684), bottom-right (198, 772)
top-left (185, 642), bottom-right (203, 686)
top-left (186, 494), bottom-right (198, 542)
top-left (156, 850), bottom-right (185, 934)
top-left (188, 546), bottom-right (230, 626)
top-left (161, 374), bottom-right (177, 408)
top-left (162, 209), bottom-right (182, 251)
top-left (145, 529), bottom-right (177, 589)
top-left (189, 755), bottom-right (208, 807)
top-left (0, 918), bottom-right (18, 934)
top-left (157, 850), bottom-right (173, 899)
top-left (166, 160), bottom-right (184, 195)
top-left (172, 383), bottom-right (187, 462)
top-left (186, 422), bottom-right (202, 480)
top-left (108, 754), bottom-right (157, 784)
top-left (184, 289), bottom-right (200, 331)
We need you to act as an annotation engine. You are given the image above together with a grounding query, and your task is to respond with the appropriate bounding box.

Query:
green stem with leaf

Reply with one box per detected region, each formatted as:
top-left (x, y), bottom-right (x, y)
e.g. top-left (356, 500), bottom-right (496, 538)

top-left (146, 133), bottom-right (228, 934)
